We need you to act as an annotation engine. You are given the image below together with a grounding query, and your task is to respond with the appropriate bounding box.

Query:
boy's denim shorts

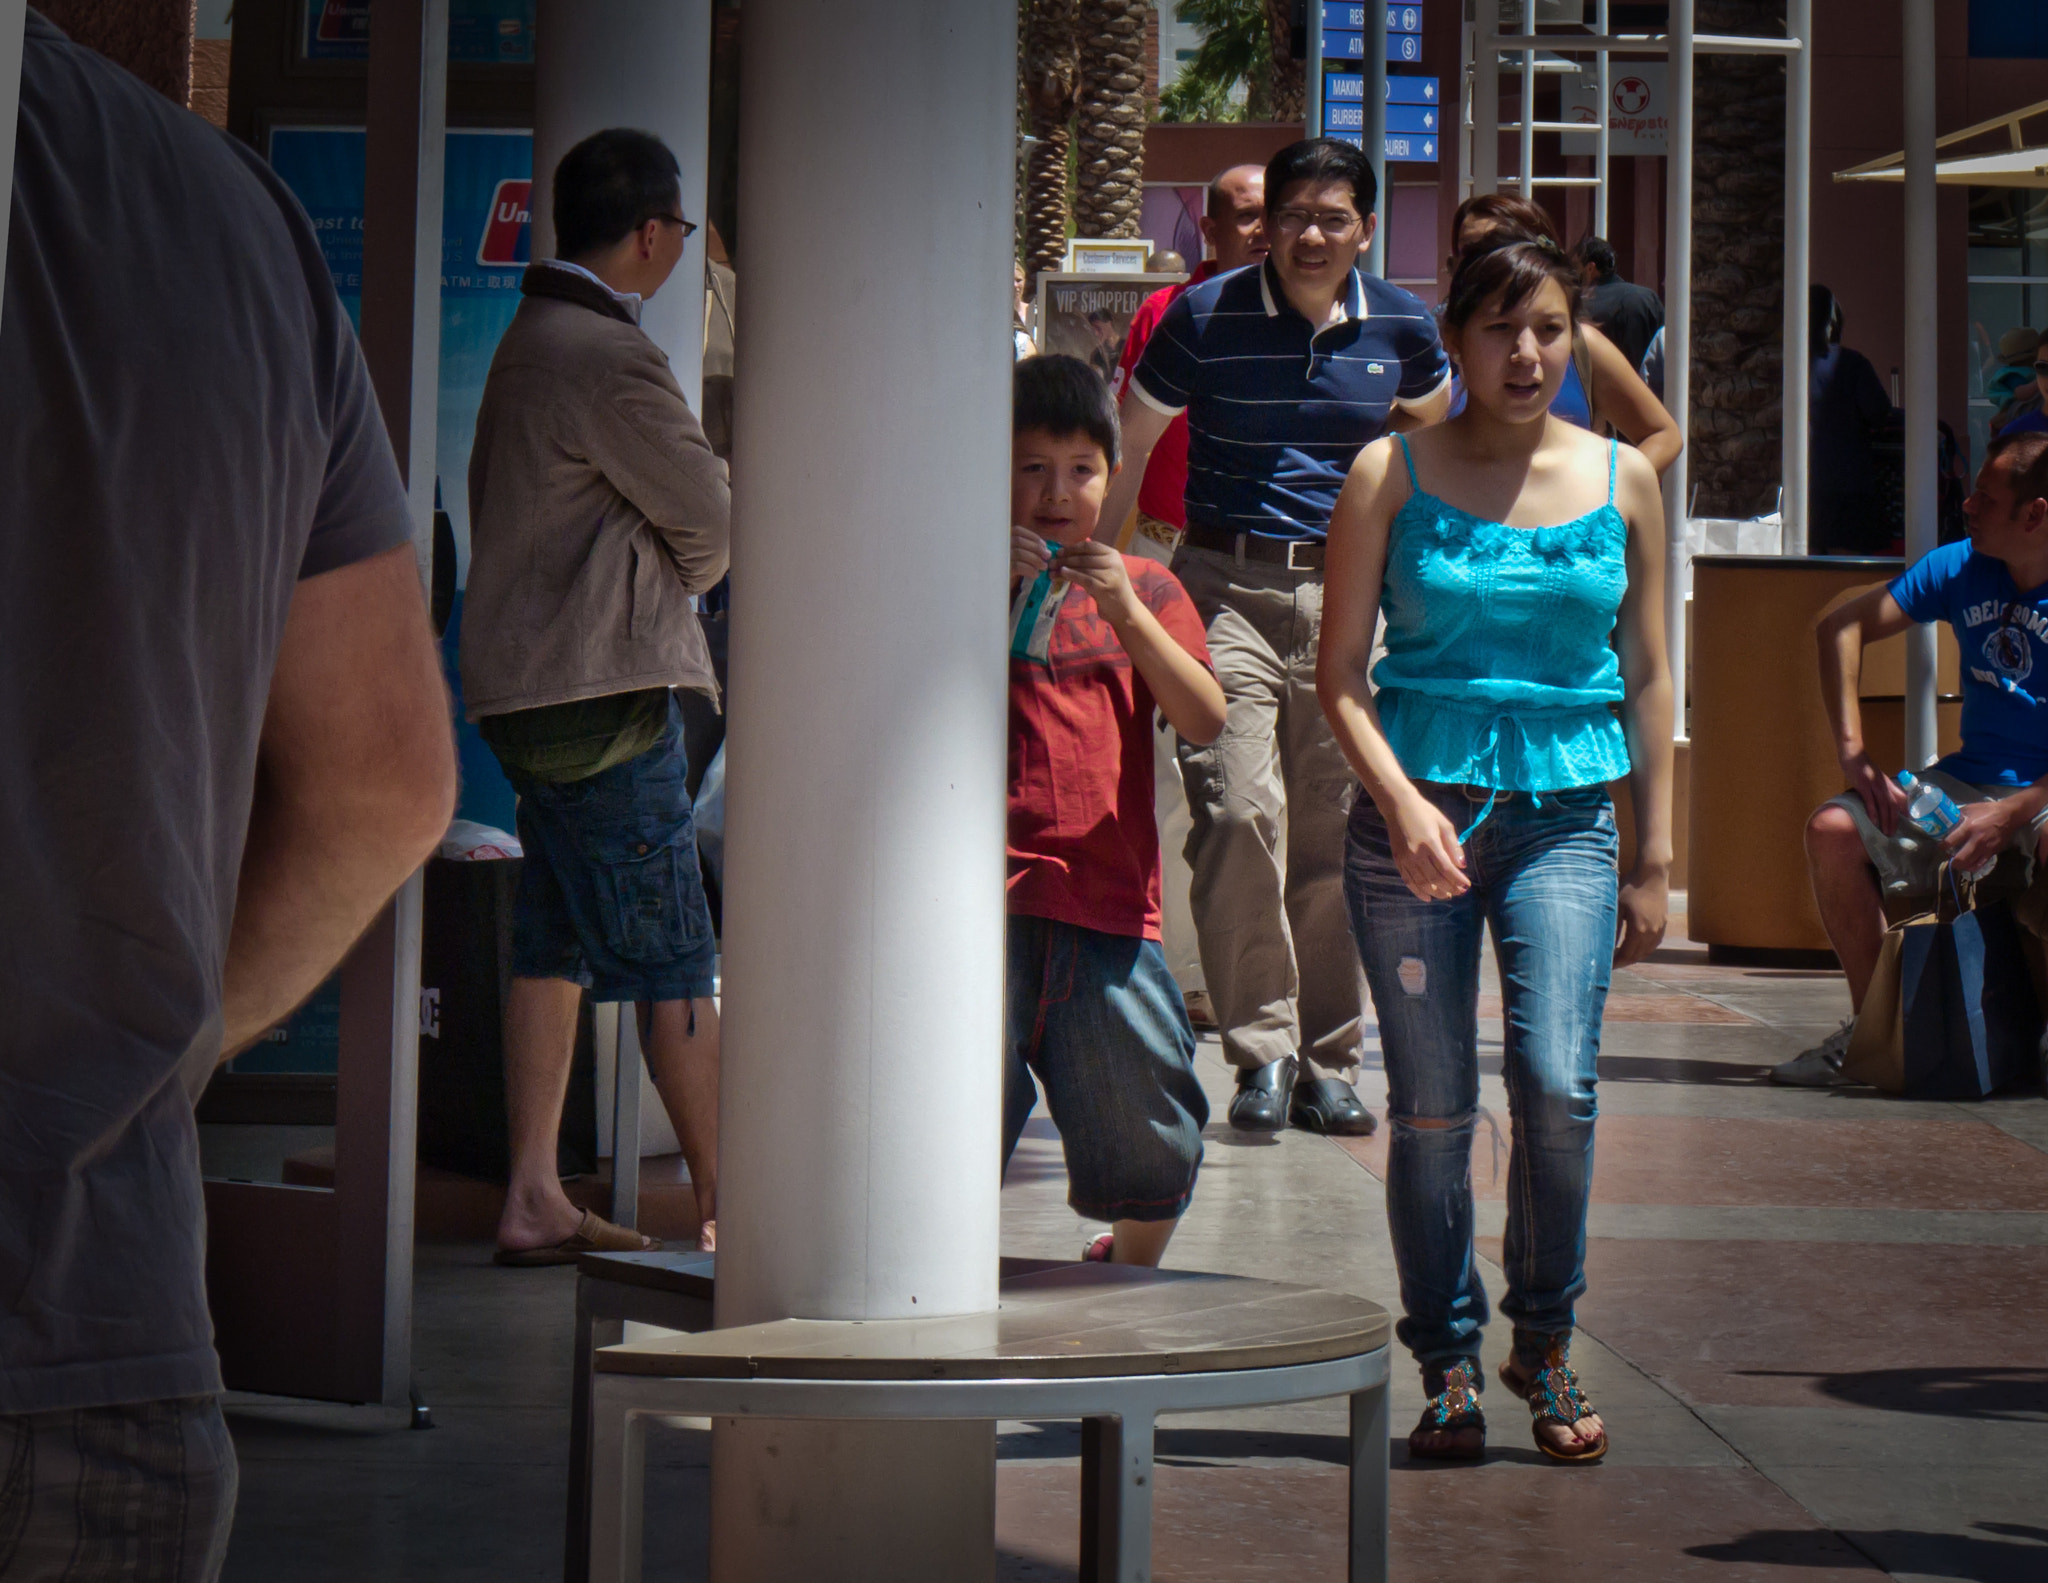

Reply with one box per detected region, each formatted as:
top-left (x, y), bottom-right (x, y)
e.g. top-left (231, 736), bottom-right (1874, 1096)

top-left (500, 701), bottom-right (718, 1004)
top-left (1002, 915), bottom-right (1209, 1224)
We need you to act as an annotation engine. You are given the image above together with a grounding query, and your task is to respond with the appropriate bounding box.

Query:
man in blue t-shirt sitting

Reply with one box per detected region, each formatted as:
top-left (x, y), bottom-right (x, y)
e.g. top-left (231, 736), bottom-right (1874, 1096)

top-left (1777, 430), bottom-right (2048, 1085)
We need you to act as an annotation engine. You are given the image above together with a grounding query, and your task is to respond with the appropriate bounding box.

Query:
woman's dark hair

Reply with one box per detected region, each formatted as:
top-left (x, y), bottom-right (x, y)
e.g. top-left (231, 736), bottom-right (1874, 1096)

top-left (1442, 236), bottom-right (1582, 331)
top-left (1264, 138), bottom-right (1378, 223)
top-left (1810, 283), bottom-right (1844, 360)
top-left (1014, 354), bottom-right (1121, 467)
top-left (552, 128), bottom-right (683, 260)
top-left (1449, 192), bottom-right (1559, 253)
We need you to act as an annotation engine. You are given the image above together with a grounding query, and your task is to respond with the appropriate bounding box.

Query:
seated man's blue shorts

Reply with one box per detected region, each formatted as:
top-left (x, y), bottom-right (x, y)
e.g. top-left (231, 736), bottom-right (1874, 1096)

top-left (501, 700), bottom-right (718, 1005)
top-left (1002, 916), bottom-right (1209, 1224)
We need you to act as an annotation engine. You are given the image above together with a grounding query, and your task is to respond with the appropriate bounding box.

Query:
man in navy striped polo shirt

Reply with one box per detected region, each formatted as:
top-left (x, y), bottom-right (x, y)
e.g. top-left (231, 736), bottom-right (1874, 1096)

top-left (1097, 138), bottom-right (1451, 1138)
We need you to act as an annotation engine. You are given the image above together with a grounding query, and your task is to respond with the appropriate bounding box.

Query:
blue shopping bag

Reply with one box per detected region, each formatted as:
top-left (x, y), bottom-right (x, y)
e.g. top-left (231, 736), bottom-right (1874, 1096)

top-left (1898, 897), bottom-right (2041, 1099)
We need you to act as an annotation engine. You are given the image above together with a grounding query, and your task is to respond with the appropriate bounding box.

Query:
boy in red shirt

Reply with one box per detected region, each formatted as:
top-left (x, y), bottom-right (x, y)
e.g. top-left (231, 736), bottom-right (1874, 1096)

top-left (1005, 357), bottom-right (1227, 1265)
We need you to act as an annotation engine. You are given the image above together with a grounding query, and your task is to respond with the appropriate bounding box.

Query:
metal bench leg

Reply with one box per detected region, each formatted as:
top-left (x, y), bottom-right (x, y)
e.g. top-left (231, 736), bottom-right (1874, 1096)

top-left (1348, 1383), bottom-right (1389, 1583)
top-left (1086, 1411), bottom-right (1155, 1583)
top-left (565, 1286), bottom-right (624, 1583)
top-left (589, 1383), bottom-right (649, 1583)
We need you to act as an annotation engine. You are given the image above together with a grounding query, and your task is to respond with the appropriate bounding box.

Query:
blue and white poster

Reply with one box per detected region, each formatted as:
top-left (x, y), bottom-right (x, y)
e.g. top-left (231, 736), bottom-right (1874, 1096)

top-left (270, 124), bottom-right (528, 826)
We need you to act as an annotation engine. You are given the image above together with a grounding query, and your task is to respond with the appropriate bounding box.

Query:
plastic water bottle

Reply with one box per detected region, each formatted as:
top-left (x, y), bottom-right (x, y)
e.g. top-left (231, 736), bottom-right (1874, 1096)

top-left (1897, 771), bottom-right (1994, 881)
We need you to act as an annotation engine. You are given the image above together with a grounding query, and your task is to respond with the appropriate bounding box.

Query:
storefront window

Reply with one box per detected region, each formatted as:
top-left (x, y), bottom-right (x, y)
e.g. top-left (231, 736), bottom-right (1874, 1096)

top-left (1965, 185), bottom-right (2048, 461)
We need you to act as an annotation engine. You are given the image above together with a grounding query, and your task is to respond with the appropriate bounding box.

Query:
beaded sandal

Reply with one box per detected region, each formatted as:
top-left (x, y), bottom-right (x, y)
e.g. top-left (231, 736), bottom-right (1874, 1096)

top-left (1498, 1335), bottom-right (1607, 1464)
top-left (1408, 1357), bottom-right (1486, 1461)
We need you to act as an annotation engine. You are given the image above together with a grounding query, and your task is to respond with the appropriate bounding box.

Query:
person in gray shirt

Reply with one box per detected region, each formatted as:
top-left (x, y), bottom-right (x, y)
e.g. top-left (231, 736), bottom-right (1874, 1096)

top-left (0, 13), bottom-right (456, 1577)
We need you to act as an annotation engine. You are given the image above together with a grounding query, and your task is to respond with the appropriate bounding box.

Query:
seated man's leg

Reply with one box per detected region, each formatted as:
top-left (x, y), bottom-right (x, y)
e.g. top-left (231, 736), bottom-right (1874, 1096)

top-left (1808, 799), bottom-right (1887, 1010)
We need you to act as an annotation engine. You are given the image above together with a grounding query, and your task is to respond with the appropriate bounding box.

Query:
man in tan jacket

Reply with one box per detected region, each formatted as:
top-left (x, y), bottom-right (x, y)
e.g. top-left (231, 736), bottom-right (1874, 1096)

top-left (461, 129), bottom-right (729, 1260)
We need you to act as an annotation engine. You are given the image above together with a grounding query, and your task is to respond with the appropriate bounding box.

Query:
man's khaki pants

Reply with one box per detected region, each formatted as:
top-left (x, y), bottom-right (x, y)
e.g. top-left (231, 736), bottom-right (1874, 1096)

top-left (1170, 543), bottom-right (1367, 1075)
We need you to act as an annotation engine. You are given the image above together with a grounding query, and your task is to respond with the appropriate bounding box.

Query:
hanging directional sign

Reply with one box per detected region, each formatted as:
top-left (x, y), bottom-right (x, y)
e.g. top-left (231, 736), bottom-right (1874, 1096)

top-left (1328, 130), bottom-right (1440, 164)
top-left (1324, 101), bottom-right (1438, 136)
top-left (1321, 3), bottom-right (1422, 28)
top-left (1325, 73), bottom-right (1439, 104)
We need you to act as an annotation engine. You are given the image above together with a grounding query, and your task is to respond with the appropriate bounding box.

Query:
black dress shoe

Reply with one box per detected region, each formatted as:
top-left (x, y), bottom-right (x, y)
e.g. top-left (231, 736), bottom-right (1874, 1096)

top-left (1228, 1055), bottom-right (1298, 1132)
top-left (1289, 1075), bottom-right (1379, 1136)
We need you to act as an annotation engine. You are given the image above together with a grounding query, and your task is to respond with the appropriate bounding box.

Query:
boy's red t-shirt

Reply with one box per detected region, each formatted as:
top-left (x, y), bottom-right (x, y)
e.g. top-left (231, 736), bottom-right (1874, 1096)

top-left (1007, 557), bottom-right (1213, 940)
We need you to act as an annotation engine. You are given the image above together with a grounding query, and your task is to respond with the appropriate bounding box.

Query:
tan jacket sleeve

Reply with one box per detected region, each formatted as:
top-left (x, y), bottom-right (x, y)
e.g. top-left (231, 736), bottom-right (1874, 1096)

top-left (583, 347), bottom-right (732, 594)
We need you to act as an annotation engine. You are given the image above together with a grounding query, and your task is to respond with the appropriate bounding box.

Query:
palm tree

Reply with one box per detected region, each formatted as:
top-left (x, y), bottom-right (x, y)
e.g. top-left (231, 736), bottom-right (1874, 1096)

top-left (1689, 0), bottom-right (1787, 517)
top-left (1074, 0), bottom-right (1152, 239)
top-left (1022, 0), bottom-right (1083, 279)
top-left (1154, 0), bottom-right (1299, 125)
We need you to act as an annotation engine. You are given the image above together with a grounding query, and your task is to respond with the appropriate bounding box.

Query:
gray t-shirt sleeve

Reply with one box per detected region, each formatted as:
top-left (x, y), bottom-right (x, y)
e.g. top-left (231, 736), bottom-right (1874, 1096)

top-left (302, 326), bottom-right (415, 580)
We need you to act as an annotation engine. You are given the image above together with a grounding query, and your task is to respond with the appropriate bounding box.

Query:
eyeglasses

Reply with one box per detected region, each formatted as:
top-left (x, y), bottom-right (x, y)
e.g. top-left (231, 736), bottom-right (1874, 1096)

top-left (653, 213), bottom-right (699, 240)
top-left (1272, 207), bottom-right (1362, 238)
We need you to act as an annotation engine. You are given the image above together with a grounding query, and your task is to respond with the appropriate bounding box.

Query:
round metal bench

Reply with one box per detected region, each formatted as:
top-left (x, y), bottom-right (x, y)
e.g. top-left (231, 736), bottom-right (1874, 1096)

top-left (585, 1261), bottom-right (1391, 1582)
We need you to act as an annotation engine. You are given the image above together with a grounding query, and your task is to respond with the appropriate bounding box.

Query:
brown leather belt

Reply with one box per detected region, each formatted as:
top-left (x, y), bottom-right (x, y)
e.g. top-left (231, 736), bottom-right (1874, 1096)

top-left (1180, 521), bottom-right (1327, 572)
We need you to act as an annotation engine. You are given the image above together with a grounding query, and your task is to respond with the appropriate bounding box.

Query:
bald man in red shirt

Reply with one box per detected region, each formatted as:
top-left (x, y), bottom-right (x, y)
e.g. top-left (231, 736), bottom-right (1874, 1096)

top-left (1110, 165), bottom-right (1269, 560)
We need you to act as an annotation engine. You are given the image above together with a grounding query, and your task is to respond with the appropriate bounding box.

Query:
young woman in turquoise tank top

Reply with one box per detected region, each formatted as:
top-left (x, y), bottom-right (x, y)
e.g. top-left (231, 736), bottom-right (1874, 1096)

top-left (1316, 238), bottom-right (1676, 1466)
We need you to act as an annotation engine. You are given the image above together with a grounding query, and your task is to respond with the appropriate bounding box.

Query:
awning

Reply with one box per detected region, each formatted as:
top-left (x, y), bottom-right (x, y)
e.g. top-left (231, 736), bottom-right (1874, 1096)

top-left (1836, 97), bottom-right (2048, 189)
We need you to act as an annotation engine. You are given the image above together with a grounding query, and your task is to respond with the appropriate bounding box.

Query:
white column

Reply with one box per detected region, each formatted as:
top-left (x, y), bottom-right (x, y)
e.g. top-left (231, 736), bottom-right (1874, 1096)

top-left (0, 0), bottom-right (26, 341)
top-left (533, 0), bottom-right (713, 412)
top-left (711, 1), bottom-right (1012, 1575)
top-left (1594, 0), bottom-right (1611, 235)
top-left (1364, 1), bottom-right (1387, 278)
top-left (1664, 0), bottom-right (1694, 738)
top-left (1901, 0), bottom-right (1938, 766)
top-left (1781, 0), bottom-right (1811, 553)
top-left (1474, 6), bottom-right (1499, 195)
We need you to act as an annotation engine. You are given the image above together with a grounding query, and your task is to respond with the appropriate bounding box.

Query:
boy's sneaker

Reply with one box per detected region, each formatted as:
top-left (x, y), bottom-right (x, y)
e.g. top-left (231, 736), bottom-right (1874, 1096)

top-left (1083, 1231), bottom-right (1114, 1263)
top-left (1769, 1020), bottom-right (1856, 1087)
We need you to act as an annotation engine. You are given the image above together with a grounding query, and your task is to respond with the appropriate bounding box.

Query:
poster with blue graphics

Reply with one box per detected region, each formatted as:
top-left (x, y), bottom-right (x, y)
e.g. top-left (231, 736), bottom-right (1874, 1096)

top-left (269, 125), bottom-right (525, 833)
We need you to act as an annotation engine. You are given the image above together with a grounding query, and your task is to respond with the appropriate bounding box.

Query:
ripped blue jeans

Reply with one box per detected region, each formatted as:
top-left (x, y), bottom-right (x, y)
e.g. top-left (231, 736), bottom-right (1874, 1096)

top-left (1342, 782), bottom-right (1617, 1378)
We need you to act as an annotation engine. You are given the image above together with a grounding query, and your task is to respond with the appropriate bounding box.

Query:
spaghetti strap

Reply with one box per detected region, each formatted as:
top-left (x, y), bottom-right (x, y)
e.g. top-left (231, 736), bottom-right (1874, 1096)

top-left (1606, 437), bottom-right (1618, 506)
top-left (1396, 431), bottom-right (1420, 490)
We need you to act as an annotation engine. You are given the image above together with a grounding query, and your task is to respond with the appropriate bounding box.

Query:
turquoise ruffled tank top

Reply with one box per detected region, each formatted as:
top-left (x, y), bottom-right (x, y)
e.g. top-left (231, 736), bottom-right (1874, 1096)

top-left (1373, 433), bottom-right (1632, 797)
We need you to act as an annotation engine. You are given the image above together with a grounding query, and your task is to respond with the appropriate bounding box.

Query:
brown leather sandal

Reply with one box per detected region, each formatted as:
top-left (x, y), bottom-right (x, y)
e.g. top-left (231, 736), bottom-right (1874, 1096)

top-left (493, 1208), bottom-right (661, 1267)
top-left (1498, 1335), bottom-right (1607, 1464)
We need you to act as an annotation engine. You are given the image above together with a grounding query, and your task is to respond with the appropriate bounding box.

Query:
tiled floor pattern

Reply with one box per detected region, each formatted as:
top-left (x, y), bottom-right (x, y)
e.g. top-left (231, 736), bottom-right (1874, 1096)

top-left (212, 903), bottom-right (2048, 1580)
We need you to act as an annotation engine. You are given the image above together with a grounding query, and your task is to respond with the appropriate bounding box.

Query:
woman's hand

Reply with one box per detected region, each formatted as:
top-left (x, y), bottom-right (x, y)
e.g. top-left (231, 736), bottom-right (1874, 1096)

top-left (1615, 865), bottom-right (1669, 966)
top-left (1388, 789), bottom-right (1470, 901)
top-left (1010, 525), bottom-right (1051, 586)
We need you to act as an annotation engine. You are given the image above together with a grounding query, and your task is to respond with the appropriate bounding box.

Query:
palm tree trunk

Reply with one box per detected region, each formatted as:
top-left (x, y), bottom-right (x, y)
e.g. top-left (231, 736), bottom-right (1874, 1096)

top-left (1689, 0), bottom-right (1788, 518)
top-left (1074, 0), bottom-right (1151, 239)
top-left (1262, 0), bottom-right (1304, 124)
top-left (1024, 0), bottom-right (1082, 277)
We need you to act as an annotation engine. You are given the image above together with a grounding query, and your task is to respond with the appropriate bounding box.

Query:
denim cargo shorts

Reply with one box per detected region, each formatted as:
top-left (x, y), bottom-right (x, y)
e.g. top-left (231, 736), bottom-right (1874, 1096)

top-left (503, 699), bottom-right (718, 1004)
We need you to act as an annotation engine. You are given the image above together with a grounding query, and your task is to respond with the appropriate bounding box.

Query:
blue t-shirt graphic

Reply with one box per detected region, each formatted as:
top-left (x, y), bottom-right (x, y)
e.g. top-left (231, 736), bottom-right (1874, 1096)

top-left (1889, 541), bottom-right (2048, 786)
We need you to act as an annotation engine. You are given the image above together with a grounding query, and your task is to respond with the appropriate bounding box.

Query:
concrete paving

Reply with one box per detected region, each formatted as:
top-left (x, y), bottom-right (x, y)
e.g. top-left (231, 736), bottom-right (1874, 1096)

top-left (211, 901), bottom-right (2048, 1581)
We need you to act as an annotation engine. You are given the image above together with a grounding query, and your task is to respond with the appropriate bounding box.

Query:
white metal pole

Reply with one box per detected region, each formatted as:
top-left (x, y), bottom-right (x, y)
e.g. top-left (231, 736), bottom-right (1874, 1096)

top-left (1306, 0), bottom-right (1322, 142)
top-left (1781, 0), bottom-right (1811, 554)
top-left (534, 0), bottom-right (713, 415)
top-left (1365, 0), bottom-right (1388, 276)
top-left (0, 0), bottom-right (25, 343)
top-left (1595, 0), bottom-right (1611, 235)
top-left (1902, 0), bottom-right (1938, 764)
top-left (712, 1), bottom-right (1011, 1574)
top-left (1475, 3), bottom-right (1500, 195)
top-left (1664, 0), bottom-right (1694, 738)
top-left (1519, 0), bottom-right (1536, 197)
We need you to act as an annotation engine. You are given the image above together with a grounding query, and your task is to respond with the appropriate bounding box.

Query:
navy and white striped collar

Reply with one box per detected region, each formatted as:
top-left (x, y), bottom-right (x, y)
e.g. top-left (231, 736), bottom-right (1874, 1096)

top-left (1258, 260), bottom-right (1367, 326)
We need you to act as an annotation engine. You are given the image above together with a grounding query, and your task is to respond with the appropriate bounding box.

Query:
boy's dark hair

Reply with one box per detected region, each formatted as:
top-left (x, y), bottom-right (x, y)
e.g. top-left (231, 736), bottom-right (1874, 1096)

top-left (1014, 355), bottom-right (1120, 467)
top-left (1573, 235), bottom-right (1617, 278)
top-left (1264, 138), bottom-right (1377, 224)
top-left (552, 128), bottom-right (683, 260)
top-left (1443, 235), bottom-right (1581, 331)
top-left (1987, 429), bottom-right (2048, 508)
